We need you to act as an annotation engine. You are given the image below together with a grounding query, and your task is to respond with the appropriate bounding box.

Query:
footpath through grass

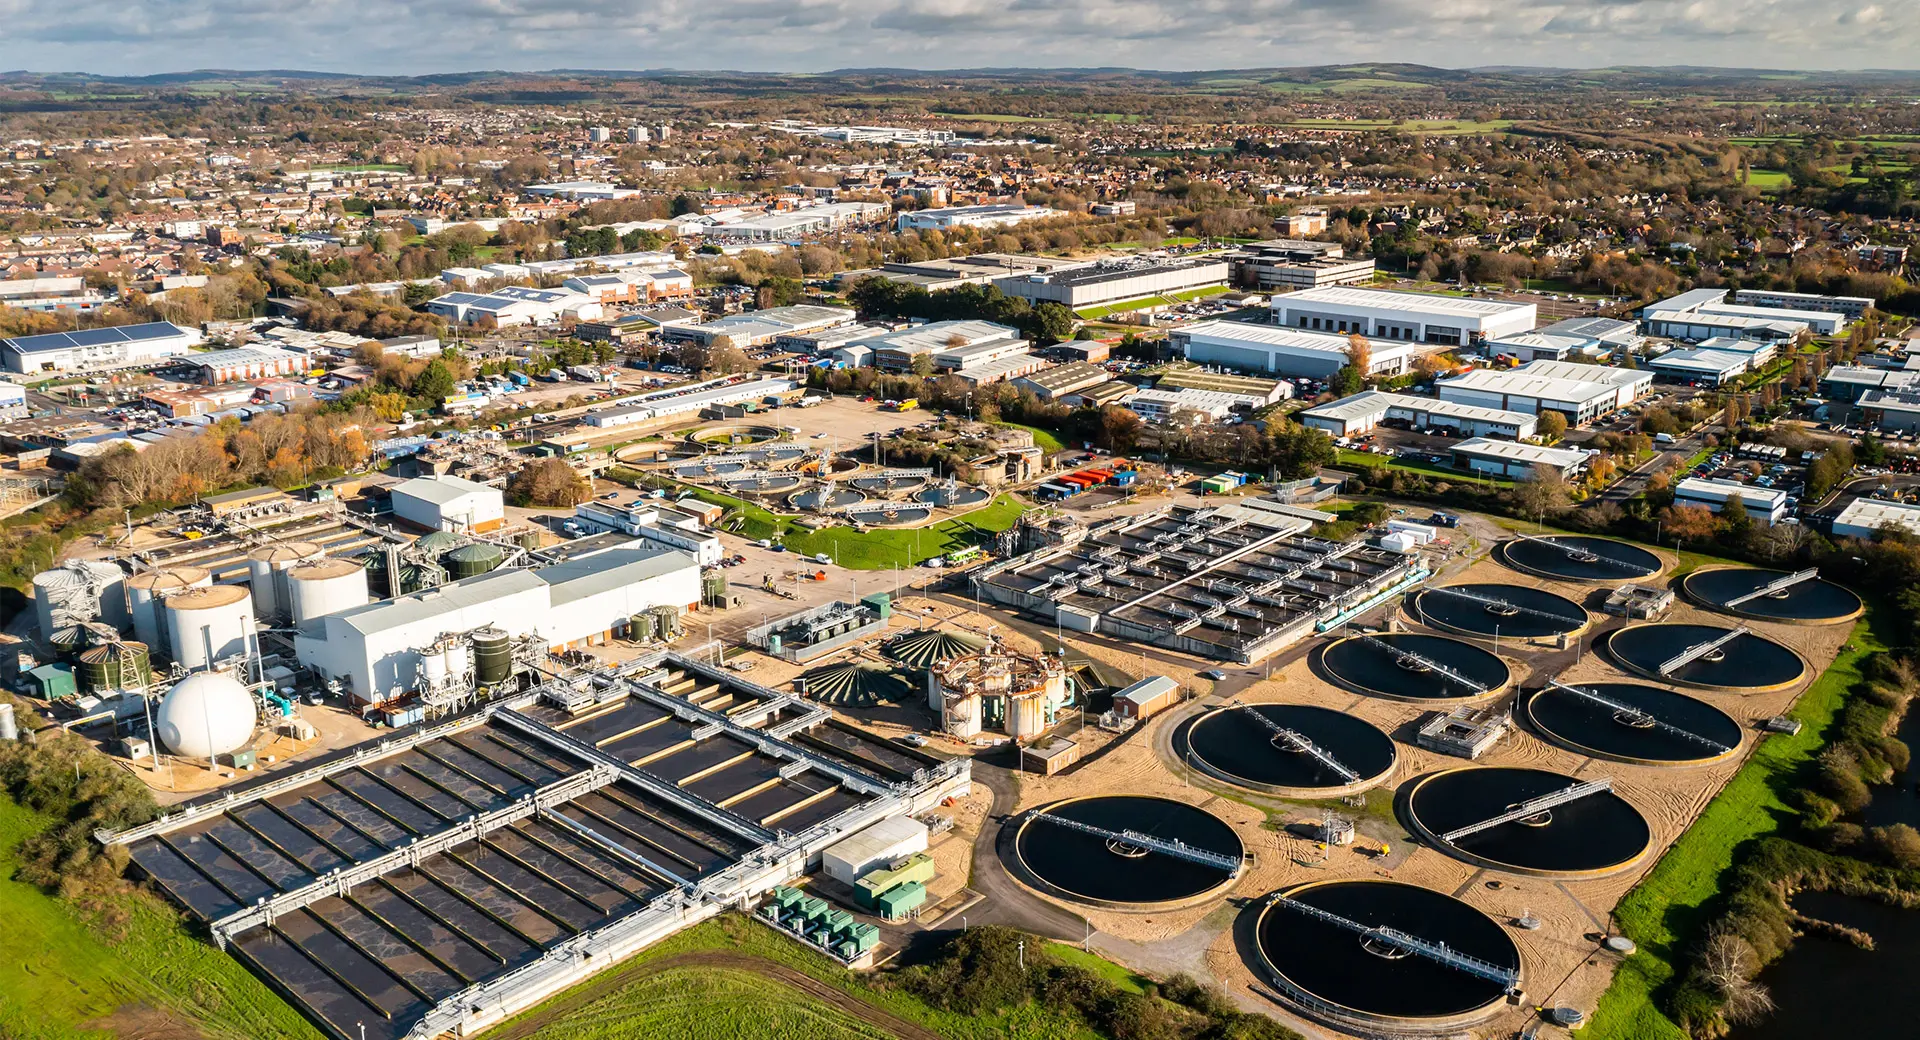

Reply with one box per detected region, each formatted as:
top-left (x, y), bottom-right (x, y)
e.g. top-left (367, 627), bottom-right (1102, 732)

top-left (0, 797), bottom-right (320, 1040)
top-left (1583, 611), bottom-right (1885, 1040)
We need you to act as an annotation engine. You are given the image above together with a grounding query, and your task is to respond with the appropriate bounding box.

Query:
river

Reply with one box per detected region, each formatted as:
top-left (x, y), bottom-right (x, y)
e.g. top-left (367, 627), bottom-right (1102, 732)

top-left (1729, 704), bottom-right (1920, 1039)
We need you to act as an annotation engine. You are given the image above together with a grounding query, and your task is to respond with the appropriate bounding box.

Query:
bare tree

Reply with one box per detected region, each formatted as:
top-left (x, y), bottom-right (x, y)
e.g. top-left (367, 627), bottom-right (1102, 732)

top-left (1693, 926), bottom-right (1775, 1025)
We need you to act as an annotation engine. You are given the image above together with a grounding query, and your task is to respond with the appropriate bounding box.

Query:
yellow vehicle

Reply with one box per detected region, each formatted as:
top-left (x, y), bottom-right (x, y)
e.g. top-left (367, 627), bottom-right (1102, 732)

top-left (883, 398), bottom-right (919, 412)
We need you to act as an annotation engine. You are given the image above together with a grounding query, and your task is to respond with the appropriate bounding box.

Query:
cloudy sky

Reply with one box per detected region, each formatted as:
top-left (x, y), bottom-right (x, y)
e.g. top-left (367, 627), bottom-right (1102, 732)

top-left (0, 0), bottom-right (1910, 75)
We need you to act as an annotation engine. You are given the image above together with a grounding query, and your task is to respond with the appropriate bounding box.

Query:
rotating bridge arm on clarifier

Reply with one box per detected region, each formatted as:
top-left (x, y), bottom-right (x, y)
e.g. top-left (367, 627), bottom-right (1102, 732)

top-left (1545, 678), bottom-right (1733, 754)
top-left (1229, 702), bottom-right (1359, 781)
top-left (1272, 897), bottom-right (1520, 992)
top-left (1512, 532), bottom-right (1644, 571)
top-left (1029, 811), bottom-right (1243, 874)
top-left (1423, 584), bottom-right (1579, 625)
top-left (1436, 777), bottom-right (1613, 843)
top-left (1656, 626), bottom-right (1750, 676)
top-left (1723, 568), bottom-right (1819, 608)
top-left (1355, 634), bottom-right (1488, 694)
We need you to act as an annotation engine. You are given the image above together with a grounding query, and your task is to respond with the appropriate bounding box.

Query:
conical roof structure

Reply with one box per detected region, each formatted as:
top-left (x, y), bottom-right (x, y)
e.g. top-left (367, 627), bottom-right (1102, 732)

top-left (884, 628), bottom-right (987, 670)
top-left (796, 661), bottom-right (916, 708)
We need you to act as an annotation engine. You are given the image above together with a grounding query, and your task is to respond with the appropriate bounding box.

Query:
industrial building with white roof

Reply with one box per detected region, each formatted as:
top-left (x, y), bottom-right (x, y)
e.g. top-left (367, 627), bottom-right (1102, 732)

top-left (1, 321), bottom-right (201, 375)
top-left (1674, 477), bottom-right (1790, 525)
top-left (1298, 390), bottom-right (1538, 439)
top-left (1642, 288), bottom-right (1828, 342)
top-left (1270, 286), bottom-right (1538, 345)
top-left (1169, 319), bottom-right (1424, 379)
top-left (1449, 438), bottom-right (1593, 479)
top-left (1833, 497), bottom-right (1920, 540)
top-left (1435, 366), bottom-right (1633, 425)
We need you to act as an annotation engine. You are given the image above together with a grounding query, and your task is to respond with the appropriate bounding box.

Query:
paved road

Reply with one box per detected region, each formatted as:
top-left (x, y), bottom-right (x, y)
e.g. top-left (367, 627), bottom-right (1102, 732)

top-left (951, 761), bottom-right (1090, 942)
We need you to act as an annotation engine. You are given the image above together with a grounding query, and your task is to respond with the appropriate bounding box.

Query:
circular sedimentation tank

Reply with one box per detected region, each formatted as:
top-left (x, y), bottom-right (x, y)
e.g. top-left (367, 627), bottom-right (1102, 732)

top-left (787, 485), bottom-right (865, 511)
top-left (1013, 796), bottom-right (1243, 909)
top-left (1254, 880), bottom-right (1520, 1029)
top-left (884, 629), bottom-right (986, 669)
top-left (724, 474), bottom-right (803, 495)
top-left (1318, 632), bottom-right (1510, 702)
top-left (689, 424), bottom-right (779, 447)
top-left (794, 661), bottom-right (917, 708)
top-left (1403, 766), bottom-right (1652, 877)
top-left (916, 484), bottom-right (993, 508)
top-left (1603, 623), bottom-right (1808, 692)
top-left (1681, 567), bottom-right (1863, 625)
top-left (757, 445), bottom-right (807, 465)
top-left (843, 505), bottom-right (932, 526)
top-left (1497, 535), bottom-right (1661, 583)
top-left (1521, 682), bottom-right (1742, 765)
top-left (1185, 703), bottom-right (1396, 796)
top-left (1414, 583), bottom-right (1589, 640)
top-left (673, 460), bottom-right (747, 479)
top-left (852, 473), bottom-right (930, 494)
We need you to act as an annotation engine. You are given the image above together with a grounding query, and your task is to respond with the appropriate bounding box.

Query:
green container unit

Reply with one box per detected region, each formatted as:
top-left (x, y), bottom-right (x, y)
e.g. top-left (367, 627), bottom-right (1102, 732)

top-left (840, 922), bottom-right (880, 956)
top-left (25, 663), bottom-right (76, 700)
top-left (874, 881), bottom-right (926, 920)
top-left (854, 853), bottom-right (936, 909)
top-left (1200, 475), bottom-right (1237, 495)
top-left (860, 592), bottom-right (891, 620)
top-left (811, 908), bottom-right (854, 942)
top-left (797, 896), bottom-right (830, 926)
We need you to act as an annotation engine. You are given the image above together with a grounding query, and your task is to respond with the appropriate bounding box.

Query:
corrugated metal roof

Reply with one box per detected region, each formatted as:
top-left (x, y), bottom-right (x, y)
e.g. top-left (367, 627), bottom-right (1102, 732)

top-left (537, 547), bottom-right (697, 606)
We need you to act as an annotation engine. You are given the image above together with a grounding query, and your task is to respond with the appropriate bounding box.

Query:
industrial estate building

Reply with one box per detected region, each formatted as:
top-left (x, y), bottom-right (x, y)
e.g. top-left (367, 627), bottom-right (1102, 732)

top-left (1, 321), bottom-right (201, 375)
top-left (1833, 497), bottom-right (1920, 539)
top-left (1731, 288), bottom-right (1875, 320)
top-left (426, 286), bottom-right (604, 327)
top-left (1271, 286), bottom-right (1538, 345)
top-left (994, 256), bottom-right (1229, 309)
top-left (187, 345), bottom-right (307, 384)
top-left (1434, 365), bottom-right (1638, 424)
top-left (660, 305), bottom-right (856, 349)
top-left (1171, 320), bottom-right (1423, 379)
top-left (1222, 240), bottom-right (1376, 291)
top-left (1674, 477), bottom-right (1789, 525)
top-left (1298, 390), bottom-right (1538, 439)
top-left (584, 377), bottom-right (801, 428)
top-left (1486, 317), bottom-right (1642, 362)
top-left (1449, 438), bottom-right (1592, 480)
top-left (1641, 288), bottom-right (1827, 342)
top-left (1648, 348), bottom-right (1754, 386)
top-left (894, 204), bottom-right (1062, 231)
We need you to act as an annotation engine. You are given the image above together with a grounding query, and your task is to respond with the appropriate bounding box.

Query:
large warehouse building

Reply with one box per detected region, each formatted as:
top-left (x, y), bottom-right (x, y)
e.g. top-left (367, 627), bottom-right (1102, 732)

top-left (1298, 390), bottom-right (1537, 439)
top-left (294, 545), bottom-right (701, 700)
top-left (1732, 288), bottom-right (1874, 320)
top-left (1170, 320), bottom-right (1425, 379)
top-left (1833, 497), bottom-right (1920, 540)
top-left (994, 257), bottom-right (1229, 309)
top-left (1222, 240), bottom-right (1376, 292)
top-left (391, 475), bottom-right (505, 534)
top-left (1270, 286), bottom-right (1537, 346)
top-left (1674, 477), bottom-right (1789, 526)
top-left (1514, 360), bottom-right (1652, 409)
top-left (1434, 366), bottom-right (1634, 424)
top-left (1450, 438), bottom-right (1592, 479)
top-left (1641, 288), bottom-right (1827, 341)
top-left (1, 321), bottom-right (201, 375)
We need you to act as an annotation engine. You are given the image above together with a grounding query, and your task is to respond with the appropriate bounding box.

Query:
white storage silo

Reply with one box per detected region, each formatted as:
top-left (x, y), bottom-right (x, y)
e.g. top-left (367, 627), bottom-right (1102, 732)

top-left (33, 566), bottom-right (93, 651)
top-left (419, 649), bottom-right (449, 690)
top-left (443, 640), bottom-right (472, 682)
top-left (165, 585), bottom-right (254, 671)
top-left (286, 560), bottom-right (370, 625)
top-left (73, 559), bottom-right (130, 633)
top-left (247, 542), bottom-right (321, 620)
top-left (127, 567), bottom-right (211, 653)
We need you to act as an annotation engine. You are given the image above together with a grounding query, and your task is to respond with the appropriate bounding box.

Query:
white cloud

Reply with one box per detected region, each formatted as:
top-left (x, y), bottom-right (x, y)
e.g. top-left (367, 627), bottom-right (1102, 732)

top-left (0, 0), bottom-right (1912, 74)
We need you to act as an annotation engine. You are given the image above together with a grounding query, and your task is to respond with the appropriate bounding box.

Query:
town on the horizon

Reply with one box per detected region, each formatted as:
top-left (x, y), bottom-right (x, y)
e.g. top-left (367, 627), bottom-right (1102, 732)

top-left (0, 58), bottom-right (1917, 1040)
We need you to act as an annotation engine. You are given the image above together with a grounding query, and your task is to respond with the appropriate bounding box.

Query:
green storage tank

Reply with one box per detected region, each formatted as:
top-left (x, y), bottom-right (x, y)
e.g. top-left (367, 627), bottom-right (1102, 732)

top-left (874, 881), bottom-right (926, 920)
top-left (860, 592), bottom-right (891, 620)
top-left (702, 570), bottom-right (729, 606)
top-left (767, 633), bottom-right (783, 656)
top-left (650, 605), bottom-right (681, 641)
top-left (445, 542), bottom-right (504, 579)
top-left (473, 627), bottom-right (513, 685)
top-left (77, 641), bottom-right (151, 692)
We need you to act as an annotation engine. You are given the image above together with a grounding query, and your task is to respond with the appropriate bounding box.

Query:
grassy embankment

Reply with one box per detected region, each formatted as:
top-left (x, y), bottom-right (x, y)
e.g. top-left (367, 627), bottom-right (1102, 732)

top-left (0, 797), bottom-right (321, 1040)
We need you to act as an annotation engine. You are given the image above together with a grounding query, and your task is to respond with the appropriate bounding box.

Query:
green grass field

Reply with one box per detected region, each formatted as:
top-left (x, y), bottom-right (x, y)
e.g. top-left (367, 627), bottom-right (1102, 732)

top-left (930, 112), bottom-right (1050, 123)
top-left (493, 915), bottom-right (1103, 1040)
top-left (1584, 613), bottom-right (1884, 1040)
top-left (1330, 449), bottom-right (1515, 487)
top-left (1744, 168), bottom-right (1792, 190)
top-left (524, 966), bottom-right (898, 1040)
top-left (1041, 943), bottom-right (1151, 994)
top-left (0, 798), bottom-right (322, 1040)
top-left (784, 494), bottom-right (1025, 568)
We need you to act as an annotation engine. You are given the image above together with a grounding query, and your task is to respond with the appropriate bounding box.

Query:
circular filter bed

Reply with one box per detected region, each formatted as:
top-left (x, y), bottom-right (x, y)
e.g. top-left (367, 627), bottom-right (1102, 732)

top-left (1414, 583), bottom-right (1589, 639)
top-left (843, 505), bottom-right (931, 526)
top-left (756, 445), bottom-right (807, 464)
top-left (672, 460), bottom-right (746, 479)
top-left (1521, 682), bottom-right (1741, 765)
top-left (1682, 567), bottom-right (1863, 625)
top-left (1404, 766), bottom-right (1652, 877)
top-left (1256, 880), bottom-right (1520, 1027)
top-left (1013, 796), bottom-right (1243, 908)
top-left (1498, 535), bottom-right (1660, 583)
top-left (724, 474), bottom-right (802, 494)
top-left (1186, 704), bottom-right (1396, 795)
top-left (787, 485), bottom-right (866, 511)
top-left (852, 474), bottom-right (930, 494)
top-left (916, 485), bottom-right (993, 508)
top-left (1319, 632), bottom-right (1510, 701)
top-left (1603, 623), bottom-right (1807, 692)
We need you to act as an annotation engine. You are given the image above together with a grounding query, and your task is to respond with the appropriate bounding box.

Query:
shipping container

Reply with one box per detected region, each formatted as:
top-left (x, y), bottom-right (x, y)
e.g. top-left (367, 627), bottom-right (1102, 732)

top-left (875, 880), bottom-right (927, 919)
